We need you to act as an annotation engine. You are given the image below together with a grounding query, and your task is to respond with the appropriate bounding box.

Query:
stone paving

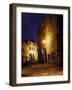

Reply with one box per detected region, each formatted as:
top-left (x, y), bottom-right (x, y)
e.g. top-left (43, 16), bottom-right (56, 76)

top-left (22, 64), bottom-right (63, 77)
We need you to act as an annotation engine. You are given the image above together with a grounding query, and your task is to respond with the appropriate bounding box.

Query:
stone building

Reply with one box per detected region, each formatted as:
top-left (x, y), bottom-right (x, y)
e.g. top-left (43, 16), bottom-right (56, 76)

top-left (22, 40), bottom-right (38, 65)
top-left (37, 15), bottom-right (63, 66)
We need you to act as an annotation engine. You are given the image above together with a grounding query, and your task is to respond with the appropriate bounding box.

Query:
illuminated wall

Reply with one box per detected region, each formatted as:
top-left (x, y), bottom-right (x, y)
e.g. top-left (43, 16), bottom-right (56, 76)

top-left (22, 41), bottom-right (38, 63)
top-left (38, 15), bottom-right (63, 65)
top-left (38, 15), bottom-right (58, 55)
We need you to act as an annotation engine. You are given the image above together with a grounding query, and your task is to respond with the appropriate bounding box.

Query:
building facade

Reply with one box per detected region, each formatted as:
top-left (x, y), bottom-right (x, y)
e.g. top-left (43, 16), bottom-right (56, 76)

top-left (37, 15), bottom-right (63, 66)
top-left (22, 41), bottom-right (38, 65)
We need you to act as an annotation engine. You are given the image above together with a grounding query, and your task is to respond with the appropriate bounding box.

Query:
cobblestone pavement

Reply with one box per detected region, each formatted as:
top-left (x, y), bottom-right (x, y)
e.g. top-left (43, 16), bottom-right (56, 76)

top-left (22, 64), bottom-right (63, 77)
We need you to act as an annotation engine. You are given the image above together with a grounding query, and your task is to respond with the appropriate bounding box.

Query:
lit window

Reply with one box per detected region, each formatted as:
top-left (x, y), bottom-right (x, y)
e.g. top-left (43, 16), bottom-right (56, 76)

top-left (29, 47), bottom-right (31, 50)
top-left (34, 48), bottom-right (35, 51)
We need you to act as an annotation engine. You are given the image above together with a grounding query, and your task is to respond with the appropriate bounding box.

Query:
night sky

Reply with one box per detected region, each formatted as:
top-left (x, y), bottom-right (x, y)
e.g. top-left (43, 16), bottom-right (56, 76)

top-left (22, 13), bottom-right (63, 43)
top-left (22, 13), bottom-right (48, 43)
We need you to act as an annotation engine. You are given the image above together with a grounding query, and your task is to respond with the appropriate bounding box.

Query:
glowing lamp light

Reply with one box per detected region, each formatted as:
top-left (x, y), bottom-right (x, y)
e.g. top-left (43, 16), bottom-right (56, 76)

top-left (42, 40), bottom-right (46, 44)
top-left (42, 35), bottom-right (52, 44)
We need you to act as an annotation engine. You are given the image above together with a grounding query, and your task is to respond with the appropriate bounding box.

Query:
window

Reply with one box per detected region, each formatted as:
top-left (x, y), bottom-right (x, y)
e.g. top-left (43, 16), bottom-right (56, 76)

top-left (29, 47), bottom-right (31, 50)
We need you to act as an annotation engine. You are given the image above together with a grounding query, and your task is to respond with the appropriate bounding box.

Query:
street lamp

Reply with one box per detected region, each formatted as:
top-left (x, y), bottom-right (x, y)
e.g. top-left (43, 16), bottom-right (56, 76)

top-left (42, 35), bottom-right (52, 45)
top-left (42, 39), bottom-right (46, 44)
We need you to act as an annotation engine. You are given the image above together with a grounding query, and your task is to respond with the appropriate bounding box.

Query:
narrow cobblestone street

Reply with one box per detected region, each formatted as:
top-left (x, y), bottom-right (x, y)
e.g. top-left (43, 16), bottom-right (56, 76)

top-left (22, 64), bottom-right (63, 77)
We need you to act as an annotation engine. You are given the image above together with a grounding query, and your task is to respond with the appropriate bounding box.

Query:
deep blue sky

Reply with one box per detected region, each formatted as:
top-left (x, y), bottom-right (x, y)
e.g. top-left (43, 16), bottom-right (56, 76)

top-left (22, 13), bottom-right (48, 43)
